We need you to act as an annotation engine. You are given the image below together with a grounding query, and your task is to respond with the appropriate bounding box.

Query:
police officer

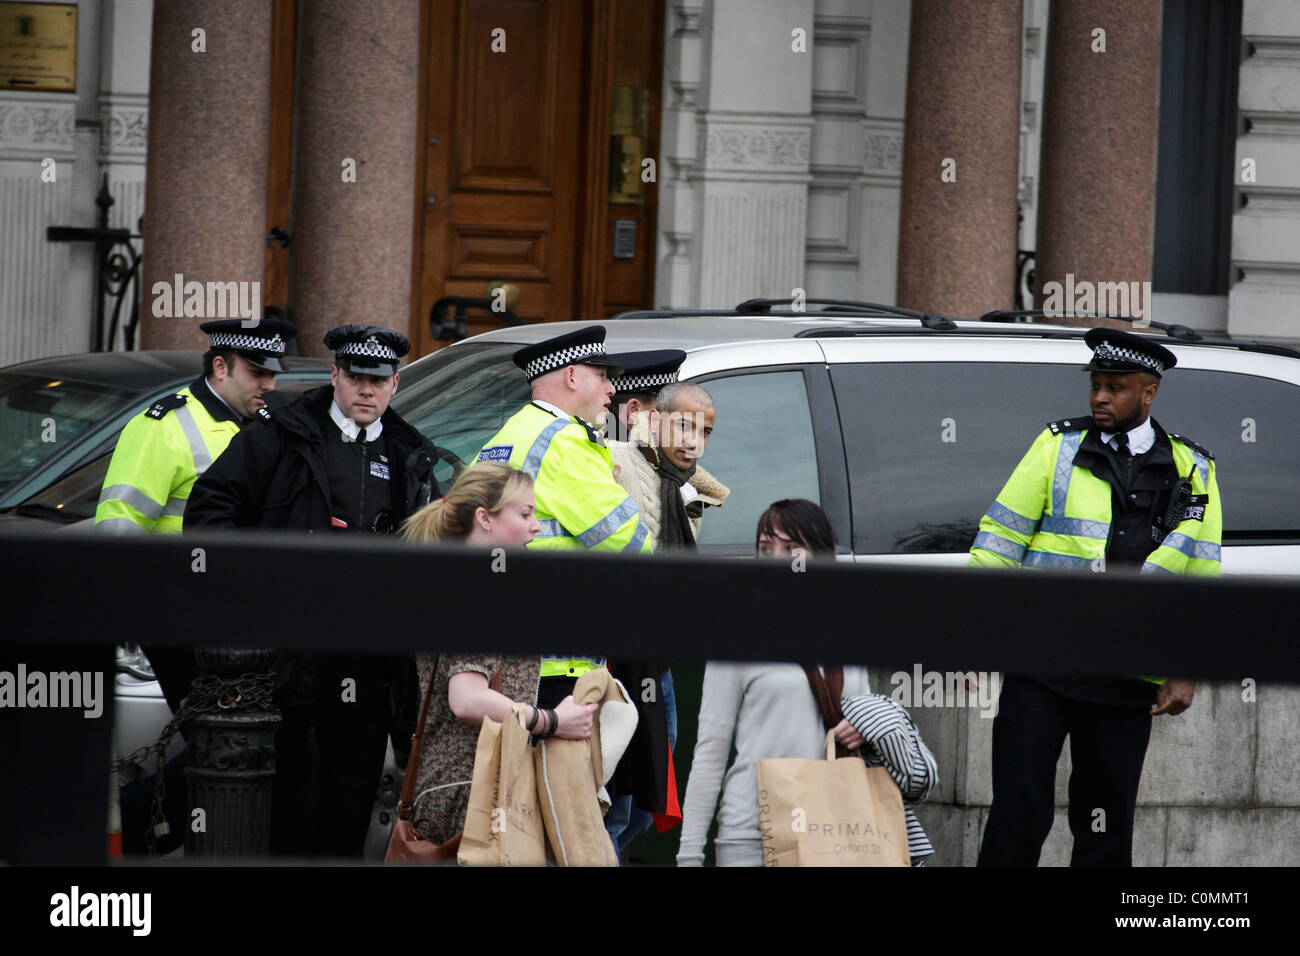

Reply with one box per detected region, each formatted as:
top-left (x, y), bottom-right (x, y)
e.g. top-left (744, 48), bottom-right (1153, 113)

top-left (478, 326), bottom-right (652, 709)
top-left (95, 318), bottom-right (296, 711)
top-left (970, 328), bottom-right (1221, 866)
top-left (603, 349), bottom-right (687, 441)
top-left (186, 324), bottom-right (438, 857)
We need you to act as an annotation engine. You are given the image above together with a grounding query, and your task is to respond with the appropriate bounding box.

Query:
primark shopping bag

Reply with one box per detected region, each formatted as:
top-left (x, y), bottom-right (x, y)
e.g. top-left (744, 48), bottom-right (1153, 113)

top-left (458, 707), bottom-right (547, 866)
top-left (756, 729), bottom-right (909, 867)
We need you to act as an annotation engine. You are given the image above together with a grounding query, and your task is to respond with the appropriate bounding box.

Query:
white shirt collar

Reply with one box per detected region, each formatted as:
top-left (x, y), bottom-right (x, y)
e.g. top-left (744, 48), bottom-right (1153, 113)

top-left (1100, 416), bottom-right (1154, 455)
top-left (532, 399), bottom-right (573, 421)
top-left (330, 399), bottom-right (383, 442)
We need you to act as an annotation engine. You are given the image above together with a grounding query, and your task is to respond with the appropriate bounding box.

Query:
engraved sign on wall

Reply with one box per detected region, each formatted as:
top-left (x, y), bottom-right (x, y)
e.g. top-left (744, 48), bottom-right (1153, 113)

top-left (1, 3), bottom-right (77, 93)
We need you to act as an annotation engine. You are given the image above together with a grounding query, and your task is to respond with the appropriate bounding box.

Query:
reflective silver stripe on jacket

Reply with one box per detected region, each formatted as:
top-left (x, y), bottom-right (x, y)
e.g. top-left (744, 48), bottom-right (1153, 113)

top-left (162, 497), bottom-right (188, 518)
top-left (522, 418), bottom-right (571, 478)
top-left (1158, 532), bottom-right (1220, 562)
top-left (973, 530), bottom-right (1027, 562)
top-left (576, 496), bottom-right (639, 549)
top-left (97, 483), bottom-right (164, 522)
top-left (1185, 447), bottom-right (1210, 488)
top-left (986, 501), bottom-right (1039, 536)
top-left (535, 518), bottom-right (571, 539)
top-left (1038, 515), bottom-right (1109, 539)
top-left (1022, 549), bottom-right (1093, 571)
top-left (172, 403), bottom-right (212, 474)
top-left (622, 517), bottom-right (649, 552)
top-left (95, 517), bottom-right (147, 534)
top-left (1051, 430), bottom-right (1083, 519)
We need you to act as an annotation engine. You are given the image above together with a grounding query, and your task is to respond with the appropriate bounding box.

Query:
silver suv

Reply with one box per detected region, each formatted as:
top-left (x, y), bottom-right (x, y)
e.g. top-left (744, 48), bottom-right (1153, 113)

top-left (394, 302), bottom-right (1300, 574)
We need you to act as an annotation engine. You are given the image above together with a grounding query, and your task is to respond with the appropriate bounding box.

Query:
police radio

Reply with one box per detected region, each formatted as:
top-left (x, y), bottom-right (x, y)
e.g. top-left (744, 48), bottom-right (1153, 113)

top-left (1157, 463), bottom-right (1197, 533)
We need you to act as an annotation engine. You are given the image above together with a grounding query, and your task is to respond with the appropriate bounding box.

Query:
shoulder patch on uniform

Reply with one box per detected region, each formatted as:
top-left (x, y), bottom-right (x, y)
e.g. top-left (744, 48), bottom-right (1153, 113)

top-left (256, 406), bottom-right (274, 422)
top-left (1046, 415), bottom-right (1093, 435)
top-left (576, 418), bottom-right (603, 445)
top-left (145, 393), bottom-right (188, 420)
top-left (1170, 434), bottom-right (1214, 460)
top-left (478, 445), bottom-right (513, 463)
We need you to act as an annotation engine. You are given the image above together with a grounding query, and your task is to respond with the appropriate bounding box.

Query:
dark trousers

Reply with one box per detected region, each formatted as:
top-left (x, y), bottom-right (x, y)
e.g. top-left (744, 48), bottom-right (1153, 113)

top-left (978, 676), bottom-right (1152, 867)
top-left (271, 654), bottom-right (394, 858)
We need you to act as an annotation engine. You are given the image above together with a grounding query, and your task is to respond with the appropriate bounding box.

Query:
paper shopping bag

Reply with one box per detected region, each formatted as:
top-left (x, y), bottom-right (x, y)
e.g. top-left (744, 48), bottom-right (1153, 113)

top-left (497, 706), bottom-right (548, 865)
top-left (457, 714), bottom-right (503, 865)
top-left (756, 729), bottom-right (909, 867)
top-left (457, 708), bottom-right (547, 866)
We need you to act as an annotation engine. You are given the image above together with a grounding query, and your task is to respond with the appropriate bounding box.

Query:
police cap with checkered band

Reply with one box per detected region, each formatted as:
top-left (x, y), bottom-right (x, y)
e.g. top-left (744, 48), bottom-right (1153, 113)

top-left (1082, 328), bottom-right (1177, 378)
top-left (512, 325), bottom-right (624, 382)
top-left (323, 324), bottom-right (411, 378)
top-left (200, 319), bottom-right (298, 373)
top-left (605, 349), bottom-right (687, 396)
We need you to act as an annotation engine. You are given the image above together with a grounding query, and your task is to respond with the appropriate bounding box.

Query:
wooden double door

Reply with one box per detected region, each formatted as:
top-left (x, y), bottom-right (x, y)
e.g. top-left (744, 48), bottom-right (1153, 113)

top-left (412, 0), bottom-right (664, 356)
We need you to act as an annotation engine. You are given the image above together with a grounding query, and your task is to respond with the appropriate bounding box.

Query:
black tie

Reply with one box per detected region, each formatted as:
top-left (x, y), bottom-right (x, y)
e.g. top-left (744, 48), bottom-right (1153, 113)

top-left (1114, 432), bottom-right (1129, 456)
top-left (356, 425), bottom-right (366, 443)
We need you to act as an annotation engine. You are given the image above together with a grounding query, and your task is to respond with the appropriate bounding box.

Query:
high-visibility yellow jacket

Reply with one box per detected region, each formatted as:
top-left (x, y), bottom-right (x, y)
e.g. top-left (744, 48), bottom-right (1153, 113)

top-left (969, 418), bottom-right (1221, 688)
top-left (969, 418), bottom-right (1222, 577)
top-left (94, 379), bottom-right (242, 534)
top-left (478, 401), bottom-right (653, 555)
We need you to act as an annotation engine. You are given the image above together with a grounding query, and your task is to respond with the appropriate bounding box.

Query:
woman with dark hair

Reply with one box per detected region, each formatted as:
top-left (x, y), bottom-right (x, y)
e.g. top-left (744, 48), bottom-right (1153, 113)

top-left (677, 499), bottom-right (870, 866)
top-left (678, 498), bottom-right (937, 866)
top-left (754, 497), bottom-right (836, 558)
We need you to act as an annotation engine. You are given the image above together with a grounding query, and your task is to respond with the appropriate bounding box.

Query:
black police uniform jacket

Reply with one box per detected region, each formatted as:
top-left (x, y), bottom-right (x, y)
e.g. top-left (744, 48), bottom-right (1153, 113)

top-left (185, 384), bottom-right (439, 532)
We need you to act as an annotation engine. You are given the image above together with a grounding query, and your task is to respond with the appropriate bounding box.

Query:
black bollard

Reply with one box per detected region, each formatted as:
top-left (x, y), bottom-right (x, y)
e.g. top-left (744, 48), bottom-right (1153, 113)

top-left (184, 648), bottom-right (279, 857)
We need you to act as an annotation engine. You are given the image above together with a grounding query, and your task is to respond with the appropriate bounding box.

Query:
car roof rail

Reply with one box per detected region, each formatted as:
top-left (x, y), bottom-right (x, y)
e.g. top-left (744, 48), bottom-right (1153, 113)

top-left (978, 309), bottom-right (1300, 358)
top-left (736, 296), bottom-right (923, 318)
top-left (979, 309), bottom-right (1205, 341)
top-left (799, 311), bottom-right (1300, 360)
top-left (735, 297), bottom-right (960, 330)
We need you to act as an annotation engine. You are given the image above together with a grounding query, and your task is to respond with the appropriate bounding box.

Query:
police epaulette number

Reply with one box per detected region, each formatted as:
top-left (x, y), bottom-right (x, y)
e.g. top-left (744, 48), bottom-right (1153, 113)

top-left (145, 394), bottom-right (188, 420)
top-left (1046, 416), bottom-right (1093, 435)
top-left (1170, 433), bottom-right (1214, 460)
top-left (257, 406), bottom-right (274, 422)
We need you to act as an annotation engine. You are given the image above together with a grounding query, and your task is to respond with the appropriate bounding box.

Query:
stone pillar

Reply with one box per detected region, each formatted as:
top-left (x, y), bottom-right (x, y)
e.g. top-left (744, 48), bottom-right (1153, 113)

top-left (690, 0), bottom-right (814, 308)
top-left (1230, 2), bottom-right (1300, 343)
top-left (288, 0), bottom-right (420, 355)
top-left (1034, 0), bottom-right (1162, 328)
top-left (895, 0), bottom-right (1022, 318)
top-left (140, 0), bottom-right (272, 350)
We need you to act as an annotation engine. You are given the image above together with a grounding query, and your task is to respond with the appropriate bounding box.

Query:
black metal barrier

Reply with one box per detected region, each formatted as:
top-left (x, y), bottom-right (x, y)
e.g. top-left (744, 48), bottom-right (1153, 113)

top-left (2, 529), bottom-right (1295, 864)
top-left (2, 529), bottom-right (1296, 677)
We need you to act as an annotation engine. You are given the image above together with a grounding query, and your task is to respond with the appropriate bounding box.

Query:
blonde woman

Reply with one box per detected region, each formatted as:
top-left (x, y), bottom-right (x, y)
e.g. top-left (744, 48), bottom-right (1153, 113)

top-left (402, 463), bottom-right (596, 844)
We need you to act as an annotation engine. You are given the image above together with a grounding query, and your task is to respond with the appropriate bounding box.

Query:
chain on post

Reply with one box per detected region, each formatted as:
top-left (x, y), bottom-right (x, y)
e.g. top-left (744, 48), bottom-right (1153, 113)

top-left (111, 672), bottom-right (276, 858)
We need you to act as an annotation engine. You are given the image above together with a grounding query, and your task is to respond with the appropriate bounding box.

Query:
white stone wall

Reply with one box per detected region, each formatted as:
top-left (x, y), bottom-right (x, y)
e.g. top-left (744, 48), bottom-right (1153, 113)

top-left (1230, 1), bottom-right (1300, 343)
top-left (656, 0), bottom-right (912, 310)
top-left (0, 0), bottom-right (149, 367)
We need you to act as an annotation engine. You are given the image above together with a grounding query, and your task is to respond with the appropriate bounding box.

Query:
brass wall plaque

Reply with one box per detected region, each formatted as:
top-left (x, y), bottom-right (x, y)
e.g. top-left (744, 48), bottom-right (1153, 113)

top-left (1, 3), bottom-right (77, 94)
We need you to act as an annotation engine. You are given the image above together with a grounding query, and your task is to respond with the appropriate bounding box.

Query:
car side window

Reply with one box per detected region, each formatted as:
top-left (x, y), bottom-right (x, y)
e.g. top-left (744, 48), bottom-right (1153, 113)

top-left (689, 369), bottom-right (820, 550)
top-left (833, 362), bottom-right (1085, 554)
top-left (833, 361), bottom-right (1300, 554)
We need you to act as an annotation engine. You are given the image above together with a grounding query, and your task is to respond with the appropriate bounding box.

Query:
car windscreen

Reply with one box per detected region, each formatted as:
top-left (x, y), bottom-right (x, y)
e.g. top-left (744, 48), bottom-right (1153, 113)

top-left (0, 372), bottom-right (134, 495)
top-left (391, 342), bottom-right (531, 488)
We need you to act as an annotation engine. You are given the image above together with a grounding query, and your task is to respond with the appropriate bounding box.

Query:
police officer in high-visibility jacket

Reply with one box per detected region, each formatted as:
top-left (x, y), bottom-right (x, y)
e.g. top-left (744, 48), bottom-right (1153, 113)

top-left (971, 328), bottom-right (1220, 867)
top-left (95, 319), bottom-right (296, 712)
top-left (478, 326), bottom-right (651, 711)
